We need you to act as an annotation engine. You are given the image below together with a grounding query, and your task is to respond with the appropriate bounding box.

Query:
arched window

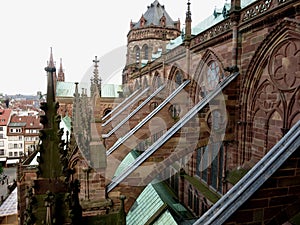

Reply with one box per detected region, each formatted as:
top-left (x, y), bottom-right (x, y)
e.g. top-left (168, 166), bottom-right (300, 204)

top-left (169, 104), bottom-right (181, 119)
top-left (142, 44), bottom-right (149, 61)
top-left (175, 71), bottom-right (183, 86)
top-left (103, 108), bottom-right (111, 117)
top-left (134, 79), bottom-right (140, 90)
top-left (134, 46), bottom-right (140, 64)
top-left (143, 76), bottom-right (148, 88)
top-left (188, 185), bottom-right (193, 209)
top-left (153, 75), bottom-right (162, 89)
top-left (150, 102), bottom-right (158, 111)
top-left (206, 61), bottom-right (220, 91)
top-left (194, 190), bottom-right (200, 216)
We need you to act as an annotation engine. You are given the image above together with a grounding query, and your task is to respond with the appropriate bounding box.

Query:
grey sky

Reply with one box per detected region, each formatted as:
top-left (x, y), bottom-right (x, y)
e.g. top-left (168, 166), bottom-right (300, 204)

top-left (0, 0), bottom-right (225, 95)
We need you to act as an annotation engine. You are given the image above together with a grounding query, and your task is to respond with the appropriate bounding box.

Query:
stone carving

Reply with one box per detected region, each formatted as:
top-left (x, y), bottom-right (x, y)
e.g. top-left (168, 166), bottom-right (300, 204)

top-left (269, 41), bottom-right (300, 91)
top-left (242, 0), bottom-right (272, 22)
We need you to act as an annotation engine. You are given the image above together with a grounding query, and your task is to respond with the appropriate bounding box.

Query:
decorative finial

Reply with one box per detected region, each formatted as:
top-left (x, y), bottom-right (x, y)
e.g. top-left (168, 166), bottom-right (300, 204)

top-left (186, 0), bottom-right (191, 20)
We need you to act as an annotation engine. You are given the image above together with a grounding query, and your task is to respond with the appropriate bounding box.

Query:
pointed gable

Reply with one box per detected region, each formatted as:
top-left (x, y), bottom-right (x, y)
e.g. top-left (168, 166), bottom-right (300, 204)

top-left (133, 0), bottom-right (178, 29)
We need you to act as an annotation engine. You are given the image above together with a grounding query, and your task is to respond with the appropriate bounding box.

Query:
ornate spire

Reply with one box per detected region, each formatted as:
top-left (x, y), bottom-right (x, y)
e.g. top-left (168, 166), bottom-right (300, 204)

top-left (185, 0), bottom-right (192, 41)
top-left (186, 0), bottom-right (191, 21)
top-left (57, 58), bottom-right (65, 82)
top-left (90, 56), bottom-right (102, 97)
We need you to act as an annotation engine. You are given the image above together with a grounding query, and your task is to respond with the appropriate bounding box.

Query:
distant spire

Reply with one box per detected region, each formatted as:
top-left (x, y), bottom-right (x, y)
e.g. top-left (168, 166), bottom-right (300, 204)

top-left (48, 47), bottom-right (55, 69)
top-left (57, 58), bottom-right (65, 81)
top-left (45, 48), bottom-right (56, 104)
top-left (90, 56), bottom-right (102, 97)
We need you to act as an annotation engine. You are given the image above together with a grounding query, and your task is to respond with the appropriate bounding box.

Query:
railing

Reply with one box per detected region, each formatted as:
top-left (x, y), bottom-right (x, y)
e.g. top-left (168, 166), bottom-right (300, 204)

top-left (107, 72), bottom-right (239, 192)
top-left (102, 87), bottom-right (150, 127)
top-left (106, 80), bottom-right (190, 156)
top-left (102, 88), bottom-right (140, 121)
top-left (194, 119), bottom-right (300, 225)
top-left (102, 84), bottom-right (165, 138)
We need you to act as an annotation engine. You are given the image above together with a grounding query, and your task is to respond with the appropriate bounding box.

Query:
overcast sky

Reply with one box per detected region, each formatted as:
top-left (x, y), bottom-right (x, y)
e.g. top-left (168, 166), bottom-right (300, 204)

top-left (0, 0), bottom-right (225, 95)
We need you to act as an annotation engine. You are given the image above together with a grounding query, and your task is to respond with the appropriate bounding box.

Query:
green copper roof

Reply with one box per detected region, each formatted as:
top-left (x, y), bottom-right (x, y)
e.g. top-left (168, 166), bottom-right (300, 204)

top-left (56, 81), bottom-right (76, 98)
top-left (152, 210), bottom-right (177, 225)
top-left (242, 0), bottom-right (257, 8)
top-left (126, 183), bottom-right (166, 225)
top-left (102, 84), bottom-right (123, 98)
top-left (61, 115), bottom-right (71, 132)
top-left (113, 150), bottom-right (139, 177)
top-left (126, 180), bottom-right (195, 225)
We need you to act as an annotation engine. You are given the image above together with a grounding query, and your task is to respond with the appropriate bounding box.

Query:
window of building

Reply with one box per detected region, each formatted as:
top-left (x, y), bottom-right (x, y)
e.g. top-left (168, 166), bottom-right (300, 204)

top-left (196, 143), bottom-right (224, 193)
top-left (206, 61), bottom-right (220, 91)
top-left (0, 141), bottom-right (3, 147)
top-left (143, 76), bottom-right (148, 88)
top-left (150, 102), bottom-right (159, 111)
top-left (188, 185), bottom-right (193, 209)
top-left (10, 128), bottom-right (22, 133)
top-left (0, 149), bottom-right (4, 155)
top-left (0, 134), bottom-right (3, 139)
top-left (103, 109), bottom-right (111, 117)
top-left (9, 152), bottom-right (12, 157)
top-left (134, 46), bottom-right (140, 64)
top-left (169, 104), bottom-right (181, 119)
top-left (0, 127), bottom-right (3, 131)
top-left (18, 136), bottom-right (23, 141)
top-left (175, 71), bottom-right (183, 87)
top-left (14, 152), bottom-right (18, 157)
top-left (142, 44), bottom-right (148, 61)
top-left (153, 75), bottom-right (162, 89)
top-left (194, 191), bottom-right (200, 216)
top-left (19, 151), bottom-right (23, 156)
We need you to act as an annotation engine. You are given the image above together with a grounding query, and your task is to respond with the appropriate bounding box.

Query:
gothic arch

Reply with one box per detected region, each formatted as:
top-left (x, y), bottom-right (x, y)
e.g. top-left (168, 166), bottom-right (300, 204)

top-left (191, 48), bottom-right (225, 103)
top-left (168, 64), bottom-right (187, 93)
top-left (240, 19), bottom-right (300, 162)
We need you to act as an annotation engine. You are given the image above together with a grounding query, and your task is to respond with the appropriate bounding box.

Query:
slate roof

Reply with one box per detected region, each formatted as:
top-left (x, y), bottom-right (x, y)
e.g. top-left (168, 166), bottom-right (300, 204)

top-left (132, 0), bottom-right (177, 29)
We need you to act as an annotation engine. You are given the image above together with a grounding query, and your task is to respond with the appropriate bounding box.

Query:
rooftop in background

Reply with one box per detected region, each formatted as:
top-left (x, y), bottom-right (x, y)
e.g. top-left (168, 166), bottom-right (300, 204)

top-left (56, 81), bottom-right (76, 98)
top-left (102, 84), bottom-right (123, 98)
top-left (0, 109), bottom-right (12, 126)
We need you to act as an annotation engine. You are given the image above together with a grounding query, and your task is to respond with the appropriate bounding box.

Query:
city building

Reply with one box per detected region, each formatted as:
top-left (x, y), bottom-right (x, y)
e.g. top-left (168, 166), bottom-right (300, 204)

top-left (0, 109), bottom-right (12, 166)
top-left (17, 0), bottom-right (300, 224)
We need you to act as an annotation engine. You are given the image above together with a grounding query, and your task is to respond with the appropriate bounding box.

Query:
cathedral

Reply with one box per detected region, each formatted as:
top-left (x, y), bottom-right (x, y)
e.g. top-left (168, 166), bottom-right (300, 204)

top-left (17, 0), bottom-right (300, 224)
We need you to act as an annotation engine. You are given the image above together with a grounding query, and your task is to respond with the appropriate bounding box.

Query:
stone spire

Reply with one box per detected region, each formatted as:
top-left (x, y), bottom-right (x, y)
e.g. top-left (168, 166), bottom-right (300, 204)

top-left (45, 47), bottom-right (56, 108)
top-left (90, 56), bottom-right (102, 97)
top-left (57, 58), bottom-right (65, 81)
top-left (185, 0), bottom-right (192, 41)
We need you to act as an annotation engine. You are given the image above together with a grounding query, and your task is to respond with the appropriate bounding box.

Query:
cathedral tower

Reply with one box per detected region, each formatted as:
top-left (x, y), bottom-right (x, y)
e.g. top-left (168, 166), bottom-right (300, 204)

top-left (123, 0), bottom-right (181, 85)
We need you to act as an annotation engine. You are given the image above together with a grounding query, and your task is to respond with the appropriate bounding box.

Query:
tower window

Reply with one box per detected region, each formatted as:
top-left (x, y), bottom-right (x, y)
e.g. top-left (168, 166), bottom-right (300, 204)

top-left (134, 46), bottom-right (140, 65)
top-left (142, 45), bottom-right (149, 61)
